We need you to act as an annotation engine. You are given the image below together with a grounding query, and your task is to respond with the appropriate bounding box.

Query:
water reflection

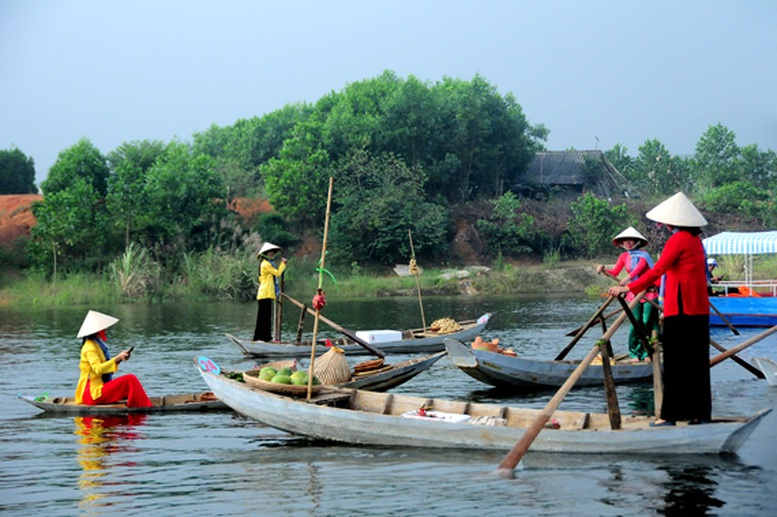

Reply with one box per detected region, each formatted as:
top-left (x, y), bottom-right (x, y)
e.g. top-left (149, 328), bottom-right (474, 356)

top-left (657, 464), bottom-right (724, 515)
top-left (74, 414), bottom-right (147, 511)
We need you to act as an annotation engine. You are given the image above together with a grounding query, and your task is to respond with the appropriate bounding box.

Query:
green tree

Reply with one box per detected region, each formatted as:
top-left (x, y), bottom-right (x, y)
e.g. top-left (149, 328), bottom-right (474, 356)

top-left (138, 141), bottom-right (229, 257)
top-left (564, 193), bottom-right (635, 258)
top-left (739, 144), bottom-right (776, 190)
top-left (691, 123), bottom-right (740, 193)
top-left (477, 191), bottom-right (550, 257)
top-left (604, 144), bottom-right (633, 179)
top-left (29, 178), bottom-right (103, 283)
top-left (41, 138), bottom-right (109, 196)
top-left (629, 139), bottom-right (687, 196)
top-left (329, 150), bottom-right (449, 266)
top-left (107, 140), bottom-right (165, 248)
top-left (0, 147), bottom-right (38, 194)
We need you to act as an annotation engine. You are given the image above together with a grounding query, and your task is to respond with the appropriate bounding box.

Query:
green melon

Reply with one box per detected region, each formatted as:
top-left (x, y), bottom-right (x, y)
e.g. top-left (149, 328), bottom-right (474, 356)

top-left (271, 374), bottom-right (292, 385)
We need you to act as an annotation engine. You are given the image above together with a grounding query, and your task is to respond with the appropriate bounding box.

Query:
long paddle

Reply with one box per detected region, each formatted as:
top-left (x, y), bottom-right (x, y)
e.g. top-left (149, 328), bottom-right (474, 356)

top-left (555, 296), bottom-right (616, 360)
top-left (709, 338), bottom-right (764, 378)
top-left (496, 292), bottom-right (646, 476)
top-left (709, 325), bottom-right (777, 368)
top-left (281, 292), bottom-right (385, 358)
top-left (308, 177), bottom-right (335, 401)
top-left (564, 307), bottom-right (623, 337)
top-left (709, 300), bottom-right (740, 335)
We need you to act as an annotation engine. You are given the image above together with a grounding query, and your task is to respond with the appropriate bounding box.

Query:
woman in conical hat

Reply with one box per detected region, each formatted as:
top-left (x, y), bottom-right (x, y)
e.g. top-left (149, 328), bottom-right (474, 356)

top-left (253, 242), bottom-right (288, 342)
top-left (75, 310), bottom-right (152, 408)
top-left (608, 192), bottom-right (711, 426)
top-left (596, 226), bottom-right (658, 361)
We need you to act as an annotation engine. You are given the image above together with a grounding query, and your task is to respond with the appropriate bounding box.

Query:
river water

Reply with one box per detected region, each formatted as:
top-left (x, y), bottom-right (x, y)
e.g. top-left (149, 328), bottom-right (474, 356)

top-left (1, 295), bottom-right (776, 516)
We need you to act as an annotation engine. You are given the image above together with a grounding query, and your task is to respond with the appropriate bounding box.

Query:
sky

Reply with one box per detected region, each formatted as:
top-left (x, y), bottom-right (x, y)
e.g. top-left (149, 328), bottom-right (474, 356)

top-left (1, 1), bottom-right (776, 187)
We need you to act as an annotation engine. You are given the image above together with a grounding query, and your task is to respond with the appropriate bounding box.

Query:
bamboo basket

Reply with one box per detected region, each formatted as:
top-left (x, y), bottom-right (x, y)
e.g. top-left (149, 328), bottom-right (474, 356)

top-left (313, 347), bottom-right (351, 385)
top-left (243, 360), bottom-right (322, 397)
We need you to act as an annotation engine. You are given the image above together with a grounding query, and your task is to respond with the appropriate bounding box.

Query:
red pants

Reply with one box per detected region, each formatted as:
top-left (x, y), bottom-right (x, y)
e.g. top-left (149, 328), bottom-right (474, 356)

top-left (84, 375), bottom-right (153, 408)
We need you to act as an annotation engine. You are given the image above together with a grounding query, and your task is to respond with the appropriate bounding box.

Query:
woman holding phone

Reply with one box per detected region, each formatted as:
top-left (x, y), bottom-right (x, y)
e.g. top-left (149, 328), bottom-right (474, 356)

top-left (74, 310), bottom-right (152, 407)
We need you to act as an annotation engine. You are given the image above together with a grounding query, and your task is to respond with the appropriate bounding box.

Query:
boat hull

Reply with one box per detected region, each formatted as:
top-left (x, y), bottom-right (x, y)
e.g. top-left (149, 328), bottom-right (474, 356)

top-left (709, 296), bottom-right (777, 327)
top-left (445, 338), bottom-right (654, 391)
top-left (198, 364), bottom-right (770, 455)
top-left (18, 392), bottom-right (227, 415)
top-left (228, 314), bottom-right (491, 358)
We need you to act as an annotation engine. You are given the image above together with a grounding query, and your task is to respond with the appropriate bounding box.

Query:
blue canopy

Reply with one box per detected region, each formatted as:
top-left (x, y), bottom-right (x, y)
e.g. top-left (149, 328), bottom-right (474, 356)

top-left (703, 231), bottom-right (777, 255)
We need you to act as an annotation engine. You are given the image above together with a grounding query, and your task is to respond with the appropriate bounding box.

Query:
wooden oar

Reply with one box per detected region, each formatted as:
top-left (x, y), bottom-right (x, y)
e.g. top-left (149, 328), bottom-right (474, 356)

top-left (651, 329), bottom-right (663, 416)
top-left (709, 338), bottom-right (764, 378)
top-left (281, 292), bottom-right (385, 358)
top-left (555, 296), bottom-right (616, 360)
top-left (709, 325), bottom-right (777, 368)
top-left (496, 292), bottom-right (646, 476)
top-left (564, 307), bottom-right (623, 337)
top-left (709, 300), bottom-right (740, 335)
top-left (307, 177), bottom-right (334, 401)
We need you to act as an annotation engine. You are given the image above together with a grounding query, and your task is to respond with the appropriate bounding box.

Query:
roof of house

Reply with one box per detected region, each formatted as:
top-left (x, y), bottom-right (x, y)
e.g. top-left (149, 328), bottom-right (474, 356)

top-left (523, 150), bottom-right (635, 198)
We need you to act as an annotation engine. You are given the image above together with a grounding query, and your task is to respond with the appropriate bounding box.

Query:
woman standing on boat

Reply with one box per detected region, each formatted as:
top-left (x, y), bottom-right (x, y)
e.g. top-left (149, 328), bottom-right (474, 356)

top-left (75, 310), bottom-right (152, 408)
top-left (253, 242), bottom-right (287, 342)
top-left (596, 226), bottom-right (658, 362)
top-left (608, 192), bottom-right (711, 426)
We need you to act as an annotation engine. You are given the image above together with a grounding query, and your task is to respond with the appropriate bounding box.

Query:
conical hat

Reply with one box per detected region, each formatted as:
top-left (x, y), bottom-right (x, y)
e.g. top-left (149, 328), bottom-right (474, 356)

top-left (612, 227), bottom-right (649, 249)
top-left (645, 192), bottom-right (708, 227)
top-left (77, 310), bottom-right (119, 338)
top-left (256, 242), bottom-right (281, 258)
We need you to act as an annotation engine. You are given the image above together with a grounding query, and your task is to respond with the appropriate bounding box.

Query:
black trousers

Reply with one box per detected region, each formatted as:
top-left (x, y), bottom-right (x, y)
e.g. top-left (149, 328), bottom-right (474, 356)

top-left (660, 314), bottom-right (712, 422)
top-left (253, 299), bottom-right (273, 342)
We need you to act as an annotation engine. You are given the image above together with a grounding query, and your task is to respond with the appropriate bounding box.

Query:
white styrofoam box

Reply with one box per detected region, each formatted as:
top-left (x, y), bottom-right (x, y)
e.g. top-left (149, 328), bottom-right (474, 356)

top-left (355, 330), bottom-right (403, 344)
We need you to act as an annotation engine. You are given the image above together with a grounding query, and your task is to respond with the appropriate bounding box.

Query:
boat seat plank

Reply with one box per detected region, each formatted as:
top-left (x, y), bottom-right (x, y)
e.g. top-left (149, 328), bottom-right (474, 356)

top-left (309, 391), bottom-right (354, 407)
top-left (381, 394), bottom-right (394, 414)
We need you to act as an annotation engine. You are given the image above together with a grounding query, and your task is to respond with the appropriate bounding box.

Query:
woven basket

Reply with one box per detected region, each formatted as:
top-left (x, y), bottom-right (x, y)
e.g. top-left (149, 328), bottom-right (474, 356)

top-left (243, 360), bottom-right (321, 397)
top-left (313, 347), bottom-right (351, 385)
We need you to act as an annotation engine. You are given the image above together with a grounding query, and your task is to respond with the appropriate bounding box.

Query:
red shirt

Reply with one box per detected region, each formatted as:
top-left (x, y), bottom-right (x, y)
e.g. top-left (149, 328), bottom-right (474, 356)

top-left (628, 230), bottom-right (709, 317)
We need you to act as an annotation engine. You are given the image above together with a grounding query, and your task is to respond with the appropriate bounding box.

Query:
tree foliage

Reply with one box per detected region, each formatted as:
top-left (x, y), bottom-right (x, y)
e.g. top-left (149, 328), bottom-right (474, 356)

top-left (329, 150), bottom-right (449, 266)
top-left (564, 193), bottom-right (635, 258)
top-left (0, 147), bottom-right (37, 194)
top-left (42, 138), bottom-right (109, 196)
top-left (477, 192), bottom-right (550, 257)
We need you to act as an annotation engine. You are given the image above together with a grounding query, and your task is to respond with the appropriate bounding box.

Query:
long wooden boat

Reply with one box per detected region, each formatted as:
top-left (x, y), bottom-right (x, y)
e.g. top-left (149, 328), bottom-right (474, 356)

top-left (227, 313), bottom-right (491, 358)
top-left (18, 391), bottom-right (227, 415)
top-left (196, 361), bottom-right (771, 455)
top-left (444, 338), bottom-right (654, 391)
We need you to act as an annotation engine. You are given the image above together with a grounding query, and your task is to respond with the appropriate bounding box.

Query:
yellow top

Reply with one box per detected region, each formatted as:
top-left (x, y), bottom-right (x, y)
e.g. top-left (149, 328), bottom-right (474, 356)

top-left (75, 338), bottom-right (118, 403)
top-left (257, 258), bottom-right (287, 300)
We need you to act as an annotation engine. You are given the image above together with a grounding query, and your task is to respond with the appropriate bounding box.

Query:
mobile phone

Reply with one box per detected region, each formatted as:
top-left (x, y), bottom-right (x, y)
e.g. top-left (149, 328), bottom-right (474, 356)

top-left (128, 346), bottom-right (135, 354)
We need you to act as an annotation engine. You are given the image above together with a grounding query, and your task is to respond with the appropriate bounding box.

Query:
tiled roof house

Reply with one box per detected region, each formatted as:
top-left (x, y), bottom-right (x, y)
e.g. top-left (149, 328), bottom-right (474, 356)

top-left (523, 150), bottom-right (635, 199)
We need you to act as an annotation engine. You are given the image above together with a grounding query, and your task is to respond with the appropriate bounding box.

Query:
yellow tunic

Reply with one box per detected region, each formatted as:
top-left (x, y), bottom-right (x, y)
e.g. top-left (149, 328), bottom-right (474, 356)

top-left (257, 258), bottom-right (287, 300)
top-left (75, 338), bottom-right (118, 403)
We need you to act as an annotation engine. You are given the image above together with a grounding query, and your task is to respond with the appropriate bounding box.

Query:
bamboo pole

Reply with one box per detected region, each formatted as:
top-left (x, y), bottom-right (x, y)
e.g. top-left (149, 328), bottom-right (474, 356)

top-left (496, 292), bottom-right (647, 475)
top-left (307, 177), bottom-right (334, 401)
top-left (408, 229), bottom-right (427, 333)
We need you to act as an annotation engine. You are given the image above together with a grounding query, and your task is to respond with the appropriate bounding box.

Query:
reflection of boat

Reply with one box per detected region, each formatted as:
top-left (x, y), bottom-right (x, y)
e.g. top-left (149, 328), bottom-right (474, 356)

top-left (227, 314), bottom-right (491, 358)
top-left (197, 360), bottom-right (771, 455)
top-left (242, 351), bottom-right (447, 392)
top-left (704, 231), bottom-right (777, 327)
top-left (18, 392), bottom-right (227, 415)
top-left (444, 338), bottom-right (654, 391)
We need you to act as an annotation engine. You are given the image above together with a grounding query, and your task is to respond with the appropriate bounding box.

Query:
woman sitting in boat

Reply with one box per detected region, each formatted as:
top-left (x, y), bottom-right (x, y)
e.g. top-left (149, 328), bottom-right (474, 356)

top-left (75, 310), bottom-right (152, 408)
top-left (596, 226), bottom-right (658, 362)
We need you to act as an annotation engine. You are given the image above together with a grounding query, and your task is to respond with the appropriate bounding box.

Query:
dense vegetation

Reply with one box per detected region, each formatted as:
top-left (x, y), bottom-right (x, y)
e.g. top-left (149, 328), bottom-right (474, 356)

top-left (1, 71), bottom-right (775, 303)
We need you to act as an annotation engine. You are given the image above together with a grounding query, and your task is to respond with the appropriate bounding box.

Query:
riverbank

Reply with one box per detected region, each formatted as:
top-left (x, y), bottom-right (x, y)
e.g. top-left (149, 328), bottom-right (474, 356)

top-left (0, 261), bottom-right (612, 307)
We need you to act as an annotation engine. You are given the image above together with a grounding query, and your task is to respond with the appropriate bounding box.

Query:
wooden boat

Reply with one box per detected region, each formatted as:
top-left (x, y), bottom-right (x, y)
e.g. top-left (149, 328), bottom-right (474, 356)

top-left (18, 391), bottom-right (227, 415)
top-left (196, 360), bottom-right (771, 455)
top-left (227, 313), bottom-right (491, 358)
top-left (444, 338), bottom-right (655, 391)
top-left (241, 351), bottom-right (447, 393)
